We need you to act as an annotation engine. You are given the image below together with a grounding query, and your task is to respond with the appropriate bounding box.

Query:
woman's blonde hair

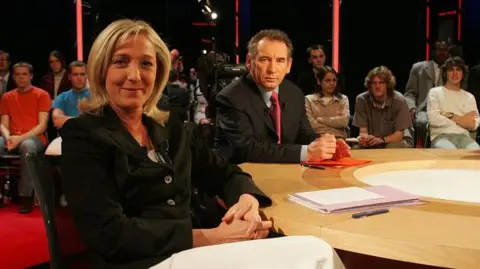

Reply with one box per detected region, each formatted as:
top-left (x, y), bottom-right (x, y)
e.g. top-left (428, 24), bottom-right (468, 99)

top-left (79, 19), bottom-right (171, 124)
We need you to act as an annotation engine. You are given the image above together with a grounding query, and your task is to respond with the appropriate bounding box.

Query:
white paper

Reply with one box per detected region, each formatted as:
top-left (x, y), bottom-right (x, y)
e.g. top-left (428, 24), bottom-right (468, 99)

top-left (358, 169), bottom-right (480, 203)
top-left (293, 187), bottom-right (385, 206)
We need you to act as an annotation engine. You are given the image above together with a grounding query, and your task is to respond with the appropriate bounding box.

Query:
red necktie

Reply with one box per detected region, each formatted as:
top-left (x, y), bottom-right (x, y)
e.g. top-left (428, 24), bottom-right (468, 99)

top-left (270, 91), bottom-right (282, 144)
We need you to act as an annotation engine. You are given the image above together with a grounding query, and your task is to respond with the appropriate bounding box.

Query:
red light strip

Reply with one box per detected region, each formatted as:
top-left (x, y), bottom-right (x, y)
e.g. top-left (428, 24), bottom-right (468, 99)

top-left (438, 10), bottom-right (457, 16)
top-left (76, 0), bottom-right (83, 61)
top-left (192, 22), bottom-right (217, 26)
top-left (458, 0), bottom-right (462, 41)
top-left (332, 0), bottom-right (340, 72)
top-left (235, 0), bottom-right (240, 64)
top-left (426, 1), bottom-right (430, 60)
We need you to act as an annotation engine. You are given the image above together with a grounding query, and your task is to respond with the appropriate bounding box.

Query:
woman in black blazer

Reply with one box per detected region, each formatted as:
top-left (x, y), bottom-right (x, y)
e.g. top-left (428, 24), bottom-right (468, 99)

top-left (60, 19), bottom-right (344, 269)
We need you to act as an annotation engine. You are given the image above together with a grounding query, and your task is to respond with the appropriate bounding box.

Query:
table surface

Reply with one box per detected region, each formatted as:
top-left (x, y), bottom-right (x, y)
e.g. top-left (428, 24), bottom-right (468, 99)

top-left (241, 149), bottom-right (480, 269)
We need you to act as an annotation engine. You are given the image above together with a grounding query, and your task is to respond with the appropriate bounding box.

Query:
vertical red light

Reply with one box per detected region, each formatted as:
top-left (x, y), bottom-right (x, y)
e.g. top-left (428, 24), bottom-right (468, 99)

top-left (76, 0), bottom-right (83, 61)
top-left (426, 0), bottom-right (431, 60)
top-left (457, 0), bottom-right (462, 41)
top-left (235, 0), bottom-right (240, 64)
top-left (332, 0), bottom-right (340, 72)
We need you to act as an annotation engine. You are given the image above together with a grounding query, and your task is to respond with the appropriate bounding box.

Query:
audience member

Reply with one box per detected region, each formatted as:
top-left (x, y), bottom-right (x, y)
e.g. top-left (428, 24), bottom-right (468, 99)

top-left (404, 41), bottom-right (449, 145)
top-left (216, 29), bottom-right (350, 163)
top-left (0, 62), bottom-right (51, 213)
top-left (41, 50), bottom-right (72, 99)
top-left (52, 61), bottom-right (90, 129)
top-left (353, 66), bottom-right (413, 149)
top-left (467, 61), bottom-right (480, 108)
top-left (297, 44), bottom-right (326, 95)
top-left (305, 66), bottom-right (350, 139)
top-left (0, 50), bottom-right (16, 95)
top-left (60, 19), bottom-right (344, 269)
top-left (427, 57), bottom-right (479, 149)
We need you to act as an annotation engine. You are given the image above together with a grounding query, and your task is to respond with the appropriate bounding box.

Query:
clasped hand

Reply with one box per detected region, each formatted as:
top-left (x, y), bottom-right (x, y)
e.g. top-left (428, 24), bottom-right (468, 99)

top-left (5, 135), bottom-right (22, 151)
top-left (307, 134), bottom-right (352, 161)
top-left (359, 133), bottom-right (383, 146)
top-left (216, 194), bottom-right (272, 243)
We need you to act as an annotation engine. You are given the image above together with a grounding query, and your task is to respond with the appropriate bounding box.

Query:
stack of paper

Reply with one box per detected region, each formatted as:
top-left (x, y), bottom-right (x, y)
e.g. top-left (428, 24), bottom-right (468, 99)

top-left (288, 185), bottom-right (422, 214)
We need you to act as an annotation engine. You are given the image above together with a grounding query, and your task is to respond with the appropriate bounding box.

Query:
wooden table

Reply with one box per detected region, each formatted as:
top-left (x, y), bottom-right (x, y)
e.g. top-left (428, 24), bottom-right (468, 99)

top-left (241, 149), bottom-right (480, 269)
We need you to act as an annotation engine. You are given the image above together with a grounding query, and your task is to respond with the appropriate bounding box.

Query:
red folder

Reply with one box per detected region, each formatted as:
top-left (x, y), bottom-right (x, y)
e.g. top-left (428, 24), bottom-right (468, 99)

top-left (301, 158), bottom-right (371, 167)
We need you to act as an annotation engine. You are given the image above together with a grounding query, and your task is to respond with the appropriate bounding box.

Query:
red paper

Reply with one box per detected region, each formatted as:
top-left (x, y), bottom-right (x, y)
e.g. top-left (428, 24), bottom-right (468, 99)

top-left (302, 158), bottom-right (371, 167)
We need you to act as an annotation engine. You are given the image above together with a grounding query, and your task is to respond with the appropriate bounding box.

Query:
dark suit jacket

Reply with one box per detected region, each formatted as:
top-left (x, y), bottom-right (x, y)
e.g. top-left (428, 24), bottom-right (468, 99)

top-left (468, 64), bottom-right (480, 108)
top-left (296, 69), bottom-right (317, 96)
top-left (5, 73), bottom-right (16, 92)
top-left (215, 74), bottom-right (319, 164)
top-left (41, 71), bottom-right (72, 99)
top-left (60, 105), bottom-right (271, 269)
top-left (158, 84), bottom-right (191, 122)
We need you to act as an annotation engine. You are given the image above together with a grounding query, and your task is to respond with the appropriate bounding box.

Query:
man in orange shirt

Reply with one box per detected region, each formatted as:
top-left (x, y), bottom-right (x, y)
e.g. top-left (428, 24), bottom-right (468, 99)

top-left (0, 62), bottom-right (51, 213)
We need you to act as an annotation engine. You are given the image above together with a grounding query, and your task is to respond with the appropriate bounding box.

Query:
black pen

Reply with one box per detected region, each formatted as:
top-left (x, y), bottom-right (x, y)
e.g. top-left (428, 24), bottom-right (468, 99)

top-left (300, 164), bottom-right (325, 170)
top-left (352, 209), bottom-right (389, 219)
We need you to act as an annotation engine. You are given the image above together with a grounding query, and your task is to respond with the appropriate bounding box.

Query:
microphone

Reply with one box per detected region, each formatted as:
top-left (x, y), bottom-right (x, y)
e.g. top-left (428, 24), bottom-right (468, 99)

top-left (281, 102), bottom-right (286, 111)
top-left (264, 108), bottom-right (269, 115)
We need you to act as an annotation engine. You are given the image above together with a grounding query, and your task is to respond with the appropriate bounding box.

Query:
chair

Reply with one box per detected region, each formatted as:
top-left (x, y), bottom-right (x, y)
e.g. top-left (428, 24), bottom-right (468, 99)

top-left (25, 153), bottom-right (88, 269)
top-left (0, 153), bottom-right (21, 203)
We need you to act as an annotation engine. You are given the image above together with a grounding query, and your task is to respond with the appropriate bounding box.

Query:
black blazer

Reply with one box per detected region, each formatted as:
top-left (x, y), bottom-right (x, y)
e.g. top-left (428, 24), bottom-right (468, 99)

top-left (60, 105), bottom-right (271, 269)
top-left (215, 74), bottom-right (318, 164)
top-left (296, 69), bottom-right (317, 96)
top-left (5, 74), bottom-right (16, 92)
top-left (468, 64), bottom-right (480, 108)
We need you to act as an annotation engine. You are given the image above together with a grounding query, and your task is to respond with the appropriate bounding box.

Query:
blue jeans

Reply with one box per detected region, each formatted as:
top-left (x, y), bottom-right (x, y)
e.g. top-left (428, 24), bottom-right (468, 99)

top-left (0, 136), bottom-right (45, 196)
top-left (431, 133), bottom-right (480, 149)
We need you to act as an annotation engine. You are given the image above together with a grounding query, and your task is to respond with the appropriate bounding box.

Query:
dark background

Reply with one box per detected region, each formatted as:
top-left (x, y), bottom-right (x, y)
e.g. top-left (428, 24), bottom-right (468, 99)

top-left (1, 0), bottom-right (479, 100)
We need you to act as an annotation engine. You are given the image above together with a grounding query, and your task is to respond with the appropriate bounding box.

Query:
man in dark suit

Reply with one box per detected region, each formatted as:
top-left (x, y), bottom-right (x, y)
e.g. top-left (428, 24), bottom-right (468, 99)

top-left (468, 63), bottom-right (480, 108)
top-left (216, 29), bottom-right (346, 163)
top-left (296, 44), bottom-right (326, 96)
top-left (0, 50), bottom-right (16, 95)
top-left (404, 41), bottom-right (449, 145)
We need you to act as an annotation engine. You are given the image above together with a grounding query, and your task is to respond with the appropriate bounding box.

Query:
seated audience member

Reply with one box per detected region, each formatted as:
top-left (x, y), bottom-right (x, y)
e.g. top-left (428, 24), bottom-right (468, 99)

top-left (427, 57), bottom-right (480, 149)
top-left (60, 19), bottom-right (345, 269)
top-left (467, 61), bottom-right (480, 108)
top-left (404, 41), bottom-right (449, 146)
top-left (216, 29), bottom-right (350, 163)
top-left (305, 66), bottom-right (349, 139)
top-left (0, 50), bottom-right (17, 95)
top-left (353, 66), bottom-right (413, 149)
top-left (297, 44), bottom-right (326, 96)
top-left (0, 62), bottom-right (51, 213)
top-left (52, 61), bottom-right (90, 129)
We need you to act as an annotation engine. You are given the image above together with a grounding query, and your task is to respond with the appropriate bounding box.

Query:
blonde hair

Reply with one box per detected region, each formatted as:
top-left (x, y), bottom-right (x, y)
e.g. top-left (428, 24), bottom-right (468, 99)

top-left (80, 19), bottom-right (171, 124)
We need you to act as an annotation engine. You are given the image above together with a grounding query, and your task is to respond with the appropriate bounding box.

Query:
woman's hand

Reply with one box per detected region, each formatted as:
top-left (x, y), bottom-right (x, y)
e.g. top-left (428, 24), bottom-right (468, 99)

top-left (222, 194), bottom-right (271, 239)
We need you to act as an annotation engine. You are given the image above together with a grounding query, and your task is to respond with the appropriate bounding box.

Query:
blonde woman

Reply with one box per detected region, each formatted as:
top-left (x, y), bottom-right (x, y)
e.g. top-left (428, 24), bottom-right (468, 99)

top-left (305, 66), bottom-right (350, 138)
top-left (60, 19), bottom-right (344, 269)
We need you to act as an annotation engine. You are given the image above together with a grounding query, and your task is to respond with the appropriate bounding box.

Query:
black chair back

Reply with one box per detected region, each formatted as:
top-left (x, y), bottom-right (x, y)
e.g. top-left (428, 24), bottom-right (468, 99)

top-left (25, 153), bottom-right (88, 269)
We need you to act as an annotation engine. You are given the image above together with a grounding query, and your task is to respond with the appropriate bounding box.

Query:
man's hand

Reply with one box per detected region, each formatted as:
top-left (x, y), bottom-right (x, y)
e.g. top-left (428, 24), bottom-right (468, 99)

top-left (368, 136), bottom-right (384, 146)
top-left (410, 108), bottom-right (417, 122)
top-left (307, 133), bottom-right (337, 161)
top-left (7, 135), bottom-right (23, 151)
top-left (332, 139), bottom-right (352, 160)
top-left (222, 194), bottom-right (271, 240)
top-left (199, 118), bottom-right (210, 125)
top-left (358, 133), bottom-right (372, 146)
